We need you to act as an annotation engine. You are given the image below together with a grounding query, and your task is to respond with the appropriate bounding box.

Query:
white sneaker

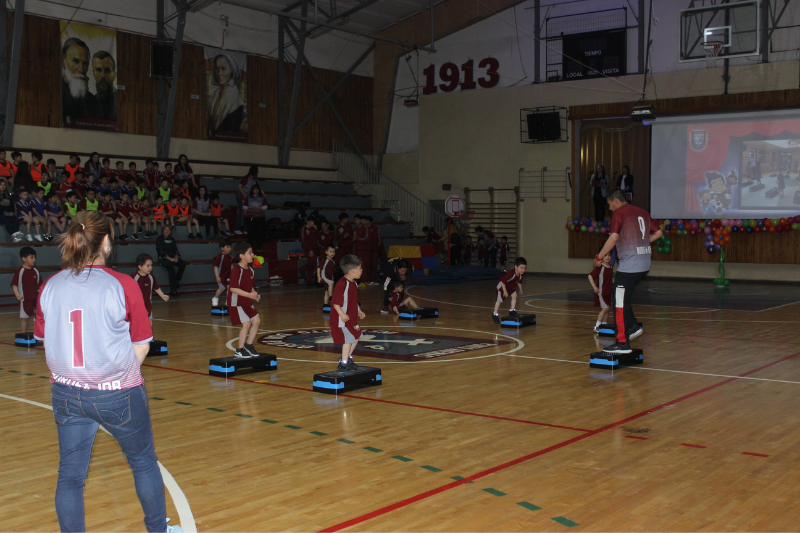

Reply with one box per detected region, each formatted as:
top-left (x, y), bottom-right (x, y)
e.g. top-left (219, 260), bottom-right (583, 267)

top-left (629, 326), bottom-right (644, 340)
top-left (12, 235), bottom-right (22, 242)
top-left (234, 230), bottom-right (243, 235)
top-left (212, 297), bottom-right (219, 306)
top-left (12, 231), bottom-right (22, 239)
top-left (26, 234), bottom-right (32, 241)
top-left (34, 234), bottom-right (42, 242)
top-left (166, 518), bottom-right (183, 533)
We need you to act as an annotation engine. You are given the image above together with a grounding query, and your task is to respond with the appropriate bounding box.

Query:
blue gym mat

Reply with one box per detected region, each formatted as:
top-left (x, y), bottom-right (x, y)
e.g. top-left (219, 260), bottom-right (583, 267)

top-left (410, 266), bottom-right (501, 286)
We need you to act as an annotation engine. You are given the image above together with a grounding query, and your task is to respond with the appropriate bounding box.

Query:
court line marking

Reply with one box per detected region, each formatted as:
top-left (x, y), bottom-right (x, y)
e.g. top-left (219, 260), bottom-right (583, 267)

top-left (140, 364), bottom-right (592, 432)
top-left (0, 392), bottom-right (197, 533)
top-left (224, 326), bottom-right (524, 364)
top-left (317, 351), bottom-right (800, 532)
top-left (505, 354), bottom-right (800, 385)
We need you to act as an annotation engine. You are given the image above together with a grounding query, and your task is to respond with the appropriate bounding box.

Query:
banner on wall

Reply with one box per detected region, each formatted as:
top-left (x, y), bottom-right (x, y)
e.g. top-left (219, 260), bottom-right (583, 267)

top-left (60, 21), bottom-right (118, 132)
top-left (203, 46), bottom-right (248, 142)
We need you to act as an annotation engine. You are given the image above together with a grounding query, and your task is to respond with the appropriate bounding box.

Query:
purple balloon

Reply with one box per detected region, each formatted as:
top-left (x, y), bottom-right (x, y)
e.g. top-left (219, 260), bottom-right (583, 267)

top-left (705, 234), bottom-right (713, 241)
top-left (707, 247), bottom-right (716, 254)
top-left (704, 227), bottom-right (712, 234)
top-left (713, 244), bottom-right (721, 252)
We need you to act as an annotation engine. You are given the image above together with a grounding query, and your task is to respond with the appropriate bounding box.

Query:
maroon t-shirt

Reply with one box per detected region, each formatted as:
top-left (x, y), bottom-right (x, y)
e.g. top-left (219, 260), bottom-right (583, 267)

top-left (318, 257), bottom-right (335, 282)
top-left (590, 264), bottom-right (613, 303)
top-left (131, 272), bottom-right (160, 315)
top-left (336, 223), bottom-right (353, 247)
top-left (609, 204), bottom-right (659, 273)
top-left (318, 230), bottom-right (334, 251)
top-left (301, 226), bottom-right (318, 251)
top-left (214, 252), bottom-right (233, 285)
top-left (12, 266), bottom-right (42, 301)
top-left (497, 270), bottom-right (522, 294)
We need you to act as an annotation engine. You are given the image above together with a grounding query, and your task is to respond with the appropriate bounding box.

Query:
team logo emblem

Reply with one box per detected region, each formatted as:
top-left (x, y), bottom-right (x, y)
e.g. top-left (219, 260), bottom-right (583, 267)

top-left (691, 130), bottom-right (707, 151)
top-left (257, 329), bottom-right (513, 362)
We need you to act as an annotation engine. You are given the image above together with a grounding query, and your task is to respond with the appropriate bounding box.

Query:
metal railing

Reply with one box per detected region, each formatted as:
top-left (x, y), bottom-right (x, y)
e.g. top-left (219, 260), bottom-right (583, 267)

top-left (332, 139), bottom-right (448, 232)
top-left (519, 166), bottom-right (571, 202)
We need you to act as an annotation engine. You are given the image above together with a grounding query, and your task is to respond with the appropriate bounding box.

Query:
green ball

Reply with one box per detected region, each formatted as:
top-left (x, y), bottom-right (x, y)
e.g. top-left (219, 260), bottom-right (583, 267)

top-left (723, 279), bottom-right (730, 286)
top-left (594, 227), bottom-right (601, 233)
top-left (714, 278), bottom-right (721, 285)
top-left (663, 246), bottom-right (672, 253)
top-left (793, 223), bottom-right (799, 231)
top-left (581, 225), bottom-right (587, 232)
top-left (665, 238), bottom-right (673, 246)
top-left (699, 222), bottom-right (706, 229)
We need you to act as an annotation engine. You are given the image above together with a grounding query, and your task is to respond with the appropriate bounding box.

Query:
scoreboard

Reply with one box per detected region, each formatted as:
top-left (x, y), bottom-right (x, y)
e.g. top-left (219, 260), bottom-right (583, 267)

top-left (561, 28), bottom-right (627, 80)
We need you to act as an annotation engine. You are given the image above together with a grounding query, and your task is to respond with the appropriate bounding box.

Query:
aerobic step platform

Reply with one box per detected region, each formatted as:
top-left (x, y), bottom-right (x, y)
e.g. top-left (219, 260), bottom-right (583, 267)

top-left (322, 304), bottom-right (331, 313)
top-left (596, 322), bottom-right (643, 338)
top-left (749, 183), bottom-right (766, 192)
top-left (14, 332), bottom-right (37, 348)
top-left (209, 353), bottom-right (277, 378)
top-left (147, 340), bottom-right (168, 357)
top-left (211, 305), bottom-right (229, 316)
top-left (589, 349), bottom-right (643, 369)
top-left (312, 366), bottom-right (382, 394)
top-left (398, 307), bottom-right (438, 320)
top-left (501, 314), bottom-right (536, 328)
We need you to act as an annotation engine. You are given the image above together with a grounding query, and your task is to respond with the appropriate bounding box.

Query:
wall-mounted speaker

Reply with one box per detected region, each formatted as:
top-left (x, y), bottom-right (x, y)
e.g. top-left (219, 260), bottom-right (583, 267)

top-left (150, 42), bottom-right (175, 78)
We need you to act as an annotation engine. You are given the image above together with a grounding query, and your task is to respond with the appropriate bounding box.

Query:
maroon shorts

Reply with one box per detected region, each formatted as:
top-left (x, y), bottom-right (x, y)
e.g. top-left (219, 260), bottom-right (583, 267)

top-left (230, 305), bottom-right (258, 326)
top-left (20, 299), bottom-right (35, 319)
top-left (331, 324), bottom-right (361, 344)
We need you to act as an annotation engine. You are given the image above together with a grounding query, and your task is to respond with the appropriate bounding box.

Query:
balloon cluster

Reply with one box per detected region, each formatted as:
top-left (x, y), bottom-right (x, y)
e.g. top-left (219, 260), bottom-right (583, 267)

top-left (565, 218), bottom-right (610, 234)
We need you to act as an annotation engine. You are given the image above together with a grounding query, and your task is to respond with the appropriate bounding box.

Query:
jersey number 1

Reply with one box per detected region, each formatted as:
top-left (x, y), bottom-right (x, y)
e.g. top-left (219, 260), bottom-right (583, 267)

top-left (70, 309), bottom-right (84, 368)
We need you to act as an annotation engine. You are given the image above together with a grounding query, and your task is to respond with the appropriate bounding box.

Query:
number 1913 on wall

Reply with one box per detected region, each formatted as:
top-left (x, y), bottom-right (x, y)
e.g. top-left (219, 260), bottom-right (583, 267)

top-left (422, 57), bottom-right (500, 95)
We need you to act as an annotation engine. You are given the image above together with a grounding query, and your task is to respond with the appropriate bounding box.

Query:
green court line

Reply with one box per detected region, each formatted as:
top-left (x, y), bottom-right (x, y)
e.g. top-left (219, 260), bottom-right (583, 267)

top-left (151, 397), bottom-right (164, 401)
top-left (421, 465), bottom-right (442, 472)
top-left (235, 414), bottom-right (253, 418)
top-left (175, 401), bottom-right (192, 406)
top-left (551, 517), bottom-right (579, 527)
top-left (393, 456), bottom-right (413, 462)
top-left (261, 419), bottom-right (277, 424)
top-left (23, 373), bottom-right (34, 376)
top-left (7, 370), bottom-right (19, 373)
top-left (450, 476), bottom-right (474, 484)
top-left (482, 488), bottom-right (507, 497)
top-left (39, 376), bottom-right (49, 379)
top-left (517, 502), bottom-right (542, 511)
top-left (310, 431), bottom-right (327, 436)
top-left (363, 446), bottom-right (382, 453)
top-left (285, 425), bottom-right (301, 429)
top-left (337, 439), bottom-right (355, 444)
top-left (207, 407), bottom-right (225, 412)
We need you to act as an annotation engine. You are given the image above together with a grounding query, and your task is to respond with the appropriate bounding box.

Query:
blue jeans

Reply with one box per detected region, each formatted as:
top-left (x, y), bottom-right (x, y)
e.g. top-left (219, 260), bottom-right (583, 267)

top-left (51, 383), bottom-right (167, 533)
top-left (0, 210), bottom-right (19, 234)
top-left (235, 195), bottom-right (245, 232)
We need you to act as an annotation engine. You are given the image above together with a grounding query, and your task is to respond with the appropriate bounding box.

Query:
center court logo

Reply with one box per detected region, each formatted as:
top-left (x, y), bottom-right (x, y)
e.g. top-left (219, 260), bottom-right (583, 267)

top-left (256, 329), bottom-right (514, 361)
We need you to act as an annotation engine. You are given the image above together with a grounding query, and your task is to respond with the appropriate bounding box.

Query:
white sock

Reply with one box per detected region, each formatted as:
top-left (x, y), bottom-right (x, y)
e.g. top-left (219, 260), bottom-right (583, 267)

top-left (212, 297), bottom-right (219, 306)
top-left (595, 321), bottom-right (601, 327)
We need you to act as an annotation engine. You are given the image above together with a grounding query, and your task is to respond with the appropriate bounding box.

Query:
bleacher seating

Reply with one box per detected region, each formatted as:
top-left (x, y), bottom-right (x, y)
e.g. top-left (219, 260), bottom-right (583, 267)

top-left (0, 149), bottom-right (427, 308)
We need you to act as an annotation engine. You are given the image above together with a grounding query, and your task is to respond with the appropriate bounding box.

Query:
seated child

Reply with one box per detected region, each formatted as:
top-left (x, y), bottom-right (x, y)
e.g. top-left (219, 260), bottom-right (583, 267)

top-left (212, 238), bottom-right (233, 307)
top-left (139, 197), bottom-right (156, 238)
top-left (80, 188), bottom-right (99, 211)
top-left (30, 188), bottom-right (47, 242)
top-left (45, 191), bottom-right (66, 240)
top-left (317, 244), bottom-right (336, 306)
top-left (209, 195), bottom-right (232, 237)
top-left (388, 279), bottom-right (418, 315)
top-left (115, 192), bottom-right (132, 241)
top-left (331, 254), bottom-right (366, 373)
top-left (492, 256), bottom-right (527, 324)
top-left (11, 246), bottom-right (42, 333)
top-left (228, 241), bottom-right (262, 358)
top-left (131, 253), bottom-right (170, 323)
top-left (588, 249), bottom-right (613, 333)
top-left (16, 189), bottom-right (40, 242)
top-left (177, 195), bottom-right (200, 239)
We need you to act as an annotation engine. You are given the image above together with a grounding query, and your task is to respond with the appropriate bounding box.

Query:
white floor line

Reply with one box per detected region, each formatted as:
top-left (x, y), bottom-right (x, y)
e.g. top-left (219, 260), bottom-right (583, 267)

top-left (0, 392), bottom-right (197, 532)
top-left (151, 286), bottom-right (318, 305)
top-left (505, 354), bottom-right (800, 385)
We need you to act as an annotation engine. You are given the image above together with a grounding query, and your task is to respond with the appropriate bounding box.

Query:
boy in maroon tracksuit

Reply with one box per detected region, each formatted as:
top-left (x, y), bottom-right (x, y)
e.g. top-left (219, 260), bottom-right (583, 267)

top-left (335, 213), bottom-right (353, 261)
top-left (317, 245), bottom-right (336, 306)
top-left (318, 220), bottom-right (334, 259)
top-left (300, 217), bottom-right (318, 284)
top-left (492, 257), bottom-right (527, 324)
top-left (353, 215), bottom-right (369, 283)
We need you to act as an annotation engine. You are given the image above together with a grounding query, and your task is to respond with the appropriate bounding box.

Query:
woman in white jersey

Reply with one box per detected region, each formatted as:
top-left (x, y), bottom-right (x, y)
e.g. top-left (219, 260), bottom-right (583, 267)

top-left (34, 210), bottom-right (180, 533)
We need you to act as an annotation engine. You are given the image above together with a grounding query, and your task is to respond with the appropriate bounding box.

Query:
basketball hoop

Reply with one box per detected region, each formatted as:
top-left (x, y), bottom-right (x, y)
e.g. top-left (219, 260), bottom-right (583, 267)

top-left (454, 210), bottom-right (475, 228)
top-left (702, 41), bottom-right (724, 68)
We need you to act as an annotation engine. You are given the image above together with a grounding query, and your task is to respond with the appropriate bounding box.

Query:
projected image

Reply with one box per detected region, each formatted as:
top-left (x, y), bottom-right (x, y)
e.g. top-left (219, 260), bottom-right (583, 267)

top-left (650, 111), bottom-right (800, 219)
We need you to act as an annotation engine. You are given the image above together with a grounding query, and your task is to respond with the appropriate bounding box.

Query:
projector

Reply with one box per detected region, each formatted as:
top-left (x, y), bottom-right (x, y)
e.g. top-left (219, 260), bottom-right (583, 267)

top-left (631, 105), bottom-right (656, 125)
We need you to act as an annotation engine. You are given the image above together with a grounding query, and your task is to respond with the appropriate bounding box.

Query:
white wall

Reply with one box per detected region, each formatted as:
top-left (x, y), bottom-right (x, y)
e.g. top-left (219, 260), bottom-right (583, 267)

top-left (386, 0), bottom-right (800, 155)
top-left (25, 0), bottom-right (373, 77)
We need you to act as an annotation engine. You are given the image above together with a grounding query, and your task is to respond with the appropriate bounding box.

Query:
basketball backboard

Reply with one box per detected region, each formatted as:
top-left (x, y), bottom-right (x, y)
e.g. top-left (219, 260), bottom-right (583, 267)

top-left (680, 1), bottom-right (759, 62)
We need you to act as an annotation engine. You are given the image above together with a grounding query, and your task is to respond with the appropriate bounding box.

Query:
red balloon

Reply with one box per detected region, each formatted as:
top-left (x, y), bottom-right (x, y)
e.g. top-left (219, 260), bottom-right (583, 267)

top-left (722, 228), bottom-right (730, 236)
top-left (690, 229), bottom-right (697, 236)
top-left (723, 235), bottom-right (732, 243)
top-left (780, 218), bottom-right (787, 225)
top-left (786, 224), bottom-right (793, 232)
top-left (769, 226), bottom-right (776, 233)
top-left (755, 227), bottom-right (762, 233)
top-left (765, 219), bottom-right (773, 227)
top-left (574, 225), bottom-right (582, 232)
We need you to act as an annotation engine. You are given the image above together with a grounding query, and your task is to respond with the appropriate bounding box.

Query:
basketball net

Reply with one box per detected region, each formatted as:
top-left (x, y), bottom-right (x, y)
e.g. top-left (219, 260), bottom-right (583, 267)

top-left (703, 41), bottom-right (724, 68)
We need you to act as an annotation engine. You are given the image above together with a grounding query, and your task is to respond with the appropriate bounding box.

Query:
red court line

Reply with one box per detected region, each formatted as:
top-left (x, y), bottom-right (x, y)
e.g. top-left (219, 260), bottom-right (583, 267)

top-left (317, 351), bottom-right (800, 532)
top-left (142, 363), bottom-right (592, 431)
top-left (742, 452), bottom-right (770, 458)
top-left (625, 435), bottom-right (648, 440)
top-left (680, 443), bottom-right (707, 449)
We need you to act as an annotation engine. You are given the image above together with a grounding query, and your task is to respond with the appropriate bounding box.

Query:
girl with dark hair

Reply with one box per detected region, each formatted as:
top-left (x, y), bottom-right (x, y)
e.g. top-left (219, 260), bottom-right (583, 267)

top-left (35, 210), bottom-right (181, 533)
top-left (156, 224), bottom-right (186, 296)
top-left (84, 152), bottom-right (102, 180)
top-left (192, 185), bottom-right (216, 238)
top-left (589, 163), bottom-right (609, 222)
top-left (236, 165), bottom-right (259, 234)
top-left (174, 154), bottom-right (197, 189)
top-left (244, 182), bottom-right (267, 252)
top-left (616, 165), bottom-right (633, 202)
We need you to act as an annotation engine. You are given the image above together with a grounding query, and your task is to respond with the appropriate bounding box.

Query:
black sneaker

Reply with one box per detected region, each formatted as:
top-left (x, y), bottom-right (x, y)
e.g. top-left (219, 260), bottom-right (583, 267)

top-left (118, 235), bottom-right (127, 242)
top-left (243, 343), bottom-right (260, 357)
top-left (509, 309), bottom-right (518, 317)
top-left (345, 359), bottom-right (359, 372)
top-left (188, 233), bottom-right (196, 240)
top-left (337, 361), bottom-right (348, 373)
top-left (603, 342), bottom-right (632, 354)
top-left (492, 313), bottom-right (500, 324)
top-left (234, 348), bottom-right (250, 358)
top-left (131, 233), bottom-right (139, 241)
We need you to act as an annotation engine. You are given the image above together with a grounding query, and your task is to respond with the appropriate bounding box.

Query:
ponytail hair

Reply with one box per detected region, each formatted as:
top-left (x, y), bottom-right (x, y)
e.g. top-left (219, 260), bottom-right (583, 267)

top-left (57, 211), bottom-right (114, 275)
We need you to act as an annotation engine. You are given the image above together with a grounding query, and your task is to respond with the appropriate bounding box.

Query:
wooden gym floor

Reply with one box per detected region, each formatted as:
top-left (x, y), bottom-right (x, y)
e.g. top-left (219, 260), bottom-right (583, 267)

top-left (3, 274), bottom-right (800, 532)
